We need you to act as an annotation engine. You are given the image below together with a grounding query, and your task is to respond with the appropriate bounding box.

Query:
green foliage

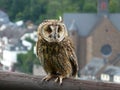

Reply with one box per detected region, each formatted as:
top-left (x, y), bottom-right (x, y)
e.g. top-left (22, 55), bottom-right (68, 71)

top-left (0, 0), bottom-right (119, 24)
top-left (109, 0), bottom-right (120, 13)
top-left (0, 0), bottom-right (95, 24)
top-left (16, 38), bottom-right (40, 74)
top-left (83, 3), bottom-right (97, 13)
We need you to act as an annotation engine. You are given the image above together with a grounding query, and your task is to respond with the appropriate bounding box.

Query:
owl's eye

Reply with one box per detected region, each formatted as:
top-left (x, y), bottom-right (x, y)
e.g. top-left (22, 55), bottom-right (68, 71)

top-left (58, 26), bottom-right (62, 32)
top-left (46, 26), bottom-right (52, 33)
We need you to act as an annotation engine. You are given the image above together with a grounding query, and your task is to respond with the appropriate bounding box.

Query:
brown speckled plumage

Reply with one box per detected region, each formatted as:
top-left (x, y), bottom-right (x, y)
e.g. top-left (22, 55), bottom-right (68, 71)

top-left (36, 18), bottom-right (78, 84)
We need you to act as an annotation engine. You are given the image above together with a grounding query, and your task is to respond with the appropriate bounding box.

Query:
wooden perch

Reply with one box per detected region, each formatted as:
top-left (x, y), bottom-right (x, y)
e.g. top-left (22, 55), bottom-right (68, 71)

top-left (0, 71), bottom-right (120, 90)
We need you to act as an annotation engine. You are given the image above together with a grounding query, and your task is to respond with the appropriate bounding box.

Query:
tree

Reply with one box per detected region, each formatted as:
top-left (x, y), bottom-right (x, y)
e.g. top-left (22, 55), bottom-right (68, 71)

top-left (109, 0), bottom-right (120, 13)
top-left (16, 38), bottom-right (40, 74)
top-left (0, 0), bottom-right (120, 24)
top-left (83, 0), bottom-right (97, 13)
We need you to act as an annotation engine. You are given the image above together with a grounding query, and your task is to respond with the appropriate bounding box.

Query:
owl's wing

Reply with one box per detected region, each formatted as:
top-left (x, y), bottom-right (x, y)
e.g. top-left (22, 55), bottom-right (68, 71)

top-left (36, 40), bottom-right (43, 64)
top-left (36, 41), bottom-right (39, 57)
top-left (64, 38), bottom-right (78, 77)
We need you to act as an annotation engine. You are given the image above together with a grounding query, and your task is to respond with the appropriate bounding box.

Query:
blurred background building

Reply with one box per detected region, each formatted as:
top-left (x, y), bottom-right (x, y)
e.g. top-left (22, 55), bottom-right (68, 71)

top-left (64, 0), bottom-right (120, 81)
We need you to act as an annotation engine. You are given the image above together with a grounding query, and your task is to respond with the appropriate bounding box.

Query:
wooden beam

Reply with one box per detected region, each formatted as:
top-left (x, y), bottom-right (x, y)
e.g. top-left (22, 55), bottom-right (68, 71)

top-left (0, 71), bottom-right (120, 90)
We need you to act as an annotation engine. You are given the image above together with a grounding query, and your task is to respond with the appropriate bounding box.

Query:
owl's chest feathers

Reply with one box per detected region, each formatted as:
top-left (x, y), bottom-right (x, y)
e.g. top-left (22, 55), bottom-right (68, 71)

top-left (41, 41), bottom-right (64, 58)
top-left (41, 40), bottom-right (68, 68)
top-left (40, 40), bottom-right (72, 73)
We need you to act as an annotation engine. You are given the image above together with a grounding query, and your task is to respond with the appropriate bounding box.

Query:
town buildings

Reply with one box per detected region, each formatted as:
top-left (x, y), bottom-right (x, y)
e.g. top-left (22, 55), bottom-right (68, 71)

top-left (0, 10), bottom-right (37, 71)
top-left (64, 0), bottom-right (120, 82)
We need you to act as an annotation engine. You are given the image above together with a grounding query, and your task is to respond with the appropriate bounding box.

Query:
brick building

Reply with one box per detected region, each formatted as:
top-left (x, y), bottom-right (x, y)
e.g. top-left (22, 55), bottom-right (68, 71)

top-left (63, 0), bottom-right (120, 70)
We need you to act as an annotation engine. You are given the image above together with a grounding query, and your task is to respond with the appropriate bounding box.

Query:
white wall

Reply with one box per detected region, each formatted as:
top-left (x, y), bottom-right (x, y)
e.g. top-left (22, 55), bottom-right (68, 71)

top-left (3, 50), bottom-right (17, 65)
top-left (1, 49), bottom-right (27, 71)
top-left (113, 75), bottom-right (120, 83)
top-left (101, 74), bottom-right (110, 81)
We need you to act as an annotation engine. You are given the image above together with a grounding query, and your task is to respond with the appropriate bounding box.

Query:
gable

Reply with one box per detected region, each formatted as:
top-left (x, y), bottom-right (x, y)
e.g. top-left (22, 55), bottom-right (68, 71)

top-left (90, 16), bottom-right (120, 37)
top-left (88, 16), bottom-right (120, 61)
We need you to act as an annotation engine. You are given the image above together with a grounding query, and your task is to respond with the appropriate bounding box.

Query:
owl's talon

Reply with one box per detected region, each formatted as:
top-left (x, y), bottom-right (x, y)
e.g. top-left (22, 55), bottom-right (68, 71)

top-left (59, 77), bottom-right (63, 85)
top-left (55, 77), bottom-right (58, 82)
top-left (54, 76), bottom-right (63, 85)
top-left (41, 75), bottom-right (53, 82)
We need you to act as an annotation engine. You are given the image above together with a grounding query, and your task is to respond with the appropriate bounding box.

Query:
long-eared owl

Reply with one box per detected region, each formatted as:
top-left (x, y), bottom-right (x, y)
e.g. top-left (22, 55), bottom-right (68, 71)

top-left (36, 17), bottom-right (78, 84)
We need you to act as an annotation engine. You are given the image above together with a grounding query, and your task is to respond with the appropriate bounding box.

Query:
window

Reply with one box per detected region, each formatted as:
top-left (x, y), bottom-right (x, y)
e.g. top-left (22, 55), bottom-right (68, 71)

top-left (101, 44), bottom-right (112, 56)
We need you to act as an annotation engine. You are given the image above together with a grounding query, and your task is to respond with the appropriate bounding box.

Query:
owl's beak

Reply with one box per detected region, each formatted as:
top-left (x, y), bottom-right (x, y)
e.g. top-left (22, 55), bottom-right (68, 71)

top-left (54, 33), bottom-right (60, 40)
top-left (54, 34), bottom-right (57, 39)
top-left (49, 33), bottom-right (57, 41)
top-left (48, 33), bottom-right (61, 42)
top-left (49, 33), bottom-right (60, 42)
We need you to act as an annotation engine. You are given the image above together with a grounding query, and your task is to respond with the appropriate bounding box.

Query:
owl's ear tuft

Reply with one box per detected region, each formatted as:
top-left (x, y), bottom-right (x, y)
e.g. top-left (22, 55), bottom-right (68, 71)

top-left (59, 16), bottom-right (63, 22)
top-left (43, 19), bottom-right (48, 22)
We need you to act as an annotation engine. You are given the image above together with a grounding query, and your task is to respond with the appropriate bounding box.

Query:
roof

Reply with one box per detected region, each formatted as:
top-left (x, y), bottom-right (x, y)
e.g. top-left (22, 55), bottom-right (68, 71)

top-left (80, 58), bottom-right (105, 76)
top-left (0, 26), bottom-right (36, 39)
top-left (0, 27), bottom-right (25, 39)
top-left (63, 13), bottom-right (99, 37)
top-left (0, 10), bottom-right (10, 25)
top-left (0, 10), bottom-right (8, 18)
top-left (102, 65), bottom-right (120, 76)
top-left (5, 40), bottom-right (28, 51)
top-left (63, 13), bottom-right (120, 37)
top-left (109, 14), bottom-right (120, 32)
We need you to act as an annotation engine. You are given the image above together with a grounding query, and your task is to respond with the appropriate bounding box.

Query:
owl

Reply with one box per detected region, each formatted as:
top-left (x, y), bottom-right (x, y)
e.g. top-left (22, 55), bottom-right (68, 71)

top-left (36, 17), bottom-right (78, 85)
